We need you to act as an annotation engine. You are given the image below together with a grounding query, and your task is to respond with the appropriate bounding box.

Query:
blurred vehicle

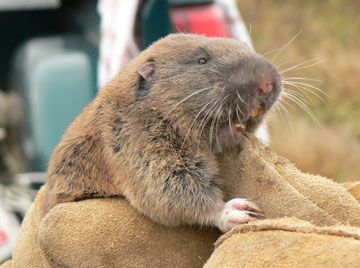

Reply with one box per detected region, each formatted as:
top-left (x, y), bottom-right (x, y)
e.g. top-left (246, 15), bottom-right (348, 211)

top-left (10, 0), bottom-right (254, 175)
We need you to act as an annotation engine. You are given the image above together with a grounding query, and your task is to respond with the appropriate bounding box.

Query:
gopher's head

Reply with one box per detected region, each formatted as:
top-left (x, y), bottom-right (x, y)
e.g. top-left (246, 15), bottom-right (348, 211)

top-left (106, 34), bottom-right (282, 151)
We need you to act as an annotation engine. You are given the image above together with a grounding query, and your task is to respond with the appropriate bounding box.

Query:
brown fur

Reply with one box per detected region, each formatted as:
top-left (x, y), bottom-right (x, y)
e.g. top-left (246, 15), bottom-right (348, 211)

top-left (42, 34), bottom-right (281, 227)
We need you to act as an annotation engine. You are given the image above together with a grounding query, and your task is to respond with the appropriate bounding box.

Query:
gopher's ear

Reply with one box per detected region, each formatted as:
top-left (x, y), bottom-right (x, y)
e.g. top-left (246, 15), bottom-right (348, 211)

top-left (138, 61), bottom-right (155, 81)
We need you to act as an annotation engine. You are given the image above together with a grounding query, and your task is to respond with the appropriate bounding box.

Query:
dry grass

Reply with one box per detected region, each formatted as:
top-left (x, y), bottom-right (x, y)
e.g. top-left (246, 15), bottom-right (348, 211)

top-left (237, 0), bottom-right (360, 181)
top-left (271, 119), bottom-right (360, 181)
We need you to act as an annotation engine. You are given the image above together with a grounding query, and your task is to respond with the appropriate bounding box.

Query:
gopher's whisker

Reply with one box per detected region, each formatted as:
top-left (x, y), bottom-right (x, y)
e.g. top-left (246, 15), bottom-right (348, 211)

top-left (283, 82), bottom-right (328, 106)
top-left (283, 77), bottom-right (322, 83)
top-left (209, 95), bottom-right (228, 150)
top-left (235, 103), bottom-right (242, 123)
top-left (279, 59), bottom-right (316, 73)
top-left (196, 95), bottom-right (223, 152)
top-left (283, 86), bottom-right (314, 106)
top-left (158, 86), bottom-right (211, 126)
top-left (271, 30), bottom-right (302, 64)
top-left (237, 91), bottom-right (247, 107)
top-left (181, 98), bottom-right (218, 151)
top-left (209, 97), bottom-right (223, 150)
top-left (275, 59), bottom-right (295, 70)
top-left (283, 80), bottom-right (328, 96)
top-left (214, 96), bottom-right (228, 151)
top-left (282, 91), bottom-right (322, 127)
top-left (262, 47), bottom-right (283, 57)
top-left (275, 99), bottom-right (295, 138)
top-left (280, 59), bottom-right (325, 74)
top-left (228, 107), bottom-right (236, 141)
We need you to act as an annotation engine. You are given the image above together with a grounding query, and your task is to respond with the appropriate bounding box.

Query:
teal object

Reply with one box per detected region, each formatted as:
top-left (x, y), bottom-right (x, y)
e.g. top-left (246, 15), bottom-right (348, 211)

top-left (141, 0), bottom-right (214, 48)
top-left (30, 53), bottom-right (93, 170)
top-left (141, 0), bottom-right (173, 48)
top-left (11, 37), bottom-right (95, 171)
top-left (168, 0), bottom-right (213, 5)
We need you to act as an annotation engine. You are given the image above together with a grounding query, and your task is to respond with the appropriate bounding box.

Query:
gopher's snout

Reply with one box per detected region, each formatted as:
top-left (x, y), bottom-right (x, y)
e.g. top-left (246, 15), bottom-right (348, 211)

top-left (257, 74), bottom-right (274, 94)
top-left (220, 55), bottom-right (281, 123)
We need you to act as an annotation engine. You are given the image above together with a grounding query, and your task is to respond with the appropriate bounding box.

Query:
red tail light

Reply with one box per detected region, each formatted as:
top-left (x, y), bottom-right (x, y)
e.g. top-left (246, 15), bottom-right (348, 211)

top-left (171, 3), bottom-right (231, 37)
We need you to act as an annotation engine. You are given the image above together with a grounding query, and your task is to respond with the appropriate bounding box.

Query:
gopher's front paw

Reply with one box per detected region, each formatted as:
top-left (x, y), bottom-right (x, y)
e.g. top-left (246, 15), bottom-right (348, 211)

top-left (215, 198), bottom-right (265, 233)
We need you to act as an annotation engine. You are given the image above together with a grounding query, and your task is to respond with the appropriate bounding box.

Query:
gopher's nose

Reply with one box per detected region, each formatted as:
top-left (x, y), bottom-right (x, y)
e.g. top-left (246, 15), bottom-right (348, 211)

top-left (258, 74), bottom-right (274, 94)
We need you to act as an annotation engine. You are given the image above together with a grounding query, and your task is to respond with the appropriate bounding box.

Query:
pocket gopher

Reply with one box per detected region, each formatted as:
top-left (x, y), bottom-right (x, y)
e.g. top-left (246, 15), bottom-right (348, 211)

top-left (42, 34), bottom-right (281, 232)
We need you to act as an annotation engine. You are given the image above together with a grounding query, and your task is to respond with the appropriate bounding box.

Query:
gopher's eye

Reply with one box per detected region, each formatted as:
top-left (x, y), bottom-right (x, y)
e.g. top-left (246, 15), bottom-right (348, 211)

top-left (198, 58), bottom-right (207, 65)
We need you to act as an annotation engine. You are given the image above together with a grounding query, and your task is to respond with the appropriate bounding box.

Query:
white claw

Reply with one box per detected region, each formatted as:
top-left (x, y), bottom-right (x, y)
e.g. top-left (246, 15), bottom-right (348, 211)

top-left (214, 198), bottom-right (263, 233)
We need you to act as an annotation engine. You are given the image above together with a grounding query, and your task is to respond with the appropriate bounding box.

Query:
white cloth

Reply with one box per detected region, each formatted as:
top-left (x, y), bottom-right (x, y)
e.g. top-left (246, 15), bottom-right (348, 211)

top-left (217, 0), bottom-right (253, 49)
top-left (97, 0), bottom-right (140, 87)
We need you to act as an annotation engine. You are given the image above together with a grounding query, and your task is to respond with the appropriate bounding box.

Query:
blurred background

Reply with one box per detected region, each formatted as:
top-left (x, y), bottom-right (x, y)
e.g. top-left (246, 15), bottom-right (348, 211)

top-left (0, 0), bottom-right (359, 263)
top-left (237, 0), bottom-right (360, 182)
